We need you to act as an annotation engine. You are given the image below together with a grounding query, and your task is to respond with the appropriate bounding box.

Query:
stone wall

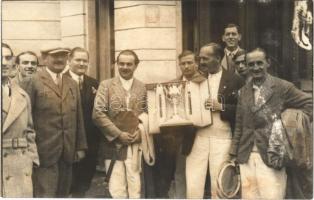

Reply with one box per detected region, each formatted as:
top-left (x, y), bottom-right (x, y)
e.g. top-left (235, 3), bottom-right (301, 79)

top-left (2, 1), bottom-right (61, 55)
top-left (114, 0), bottom-right (182, 83)
top-left (2, 0), bottom-right (97, 76)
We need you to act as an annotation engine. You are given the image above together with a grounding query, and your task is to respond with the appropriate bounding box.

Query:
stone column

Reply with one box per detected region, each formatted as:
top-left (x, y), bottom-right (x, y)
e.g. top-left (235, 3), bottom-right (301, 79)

top-left (114, 0), bottom-right (182, 83)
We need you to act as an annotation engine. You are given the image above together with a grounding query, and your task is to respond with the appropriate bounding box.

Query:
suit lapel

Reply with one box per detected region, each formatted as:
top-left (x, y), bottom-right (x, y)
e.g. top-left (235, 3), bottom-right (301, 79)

top-left (112, 77), bottom-right (127, 108)
top-left (221, 55), bottom-right (228, 71)
top-left (3, 86), bottom-right (27, 132)
top-left (129, 78), bottom-right (141, 110)
top-left (218, 69), bottom-right (229, 95)
top-left (40, 69), bottom-right (62, 97)
top-left (62, 75), bottom-right (73, 100)
top-left (81, 75), bottom-right (90, 105)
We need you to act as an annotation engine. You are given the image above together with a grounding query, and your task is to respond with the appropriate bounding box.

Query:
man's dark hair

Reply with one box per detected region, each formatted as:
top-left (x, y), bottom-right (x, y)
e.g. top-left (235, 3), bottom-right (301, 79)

top-left (117, 49), bottom-right (140, 65)
top-left (178, 50), bottom-right (196, 61)
top-left (248, 47), bottom-right (269, 60)
top-left (233, 49), bottom-right (246, 62)
top-left (202, 43), bottom-right (224, 60)
top-left (2, 43), bottom-right (13, 56)
top-left (224, 23), bottom-right (241, 34)
top-left (69, 47), bottom-right (89, 60)
top-left (16, 51), bottom-right (38, 64)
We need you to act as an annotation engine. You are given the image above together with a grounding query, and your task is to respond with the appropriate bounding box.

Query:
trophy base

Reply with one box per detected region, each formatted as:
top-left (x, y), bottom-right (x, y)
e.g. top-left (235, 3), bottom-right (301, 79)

top-left (160, 115), bottom-right (193, 127)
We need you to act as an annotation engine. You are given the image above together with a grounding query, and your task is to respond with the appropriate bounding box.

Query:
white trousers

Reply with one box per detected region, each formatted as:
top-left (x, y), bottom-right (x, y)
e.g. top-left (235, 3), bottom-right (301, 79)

top-left (105, 146), bottom-right (141, 198)
top-left (186, 135), bottom-right (231, 198)
top-left (240, 152), bottom-right (287, 200)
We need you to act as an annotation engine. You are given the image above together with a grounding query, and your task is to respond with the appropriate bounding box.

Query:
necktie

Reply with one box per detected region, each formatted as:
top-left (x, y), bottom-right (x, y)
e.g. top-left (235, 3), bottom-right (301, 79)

top-left (56, 73), bottom-right (62, 89)
top-left (227, 53), bottom-right (234, 72)
top-left (78, 76), bottom-right (83, 90)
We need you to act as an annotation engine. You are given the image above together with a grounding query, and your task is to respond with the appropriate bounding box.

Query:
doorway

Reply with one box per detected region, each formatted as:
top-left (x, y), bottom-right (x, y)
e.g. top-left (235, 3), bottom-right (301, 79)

top-left (182, 0), bottom-right (313, 89)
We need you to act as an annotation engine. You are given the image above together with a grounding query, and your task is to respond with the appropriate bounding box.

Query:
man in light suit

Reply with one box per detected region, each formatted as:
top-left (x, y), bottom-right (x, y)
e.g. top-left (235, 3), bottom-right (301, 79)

top-left (221, 24), bottom-right (244, 74)
top-left (28, 42), bottom-right (87, 197)
top-left (229, 48), bottom-right (312, 199)
top-left (64, 47), bottom-right (100, 197)
top-left (186, 43), bottom-right (243, 198)
top-left (93, 50), bottom-right (153, 198)
top-left (1, 43), bottom-right (39, 197)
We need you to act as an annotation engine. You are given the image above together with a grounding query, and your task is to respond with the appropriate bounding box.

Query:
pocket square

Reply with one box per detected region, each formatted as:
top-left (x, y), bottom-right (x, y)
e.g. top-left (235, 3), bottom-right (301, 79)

top-left (92, 86), bottom-right (97, 94)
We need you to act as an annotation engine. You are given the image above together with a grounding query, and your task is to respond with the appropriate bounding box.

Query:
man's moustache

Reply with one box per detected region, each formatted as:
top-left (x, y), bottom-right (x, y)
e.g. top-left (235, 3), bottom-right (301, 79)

top-left (54, 62), bottom-right (65, 65)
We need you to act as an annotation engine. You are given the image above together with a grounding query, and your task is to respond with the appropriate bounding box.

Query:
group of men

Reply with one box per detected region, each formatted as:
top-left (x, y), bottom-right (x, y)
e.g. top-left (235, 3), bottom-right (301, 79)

top-left (1, 23), bottom-right (312, 199)
top-left (2, 43), bottom-right (100, 197)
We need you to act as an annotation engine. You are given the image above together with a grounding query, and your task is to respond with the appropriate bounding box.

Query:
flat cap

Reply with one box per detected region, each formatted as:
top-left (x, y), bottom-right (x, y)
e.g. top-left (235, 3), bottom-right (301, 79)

top-left (40, 41), bottom-right (70, 54)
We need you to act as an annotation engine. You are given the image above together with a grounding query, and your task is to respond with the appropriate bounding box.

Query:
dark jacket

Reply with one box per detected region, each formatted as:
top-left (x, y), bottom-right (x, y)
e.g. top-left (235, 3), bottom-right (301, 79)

top-left (27, 68), bottom-right (87, 167)
top-left (64, 71), bottom-right (100, 156)
top-left (229, 74), bottom-right (312, 165)
top-left (217, 68), bottom-right (244, 133)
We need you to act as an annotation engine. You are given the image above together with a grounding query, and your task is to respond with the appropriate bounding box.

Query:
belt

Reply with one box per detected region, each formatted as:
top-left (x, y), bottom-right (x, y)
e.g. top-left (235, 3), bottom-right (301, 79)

top-left (3, 138), bottom-right (28, 149)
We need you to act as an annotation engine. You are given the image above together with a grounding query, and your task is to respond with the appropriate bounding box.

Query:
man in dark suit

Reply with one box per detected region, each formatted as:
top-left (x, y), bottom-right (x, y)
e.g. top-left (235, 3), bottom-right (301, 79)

top-left (64, 47), bottom-right (100, 197)
top-left (93, 50), bottom-right (154, 198)
top-left (229, 48), bottom-right (312, 199)
top-left (28, 42), bottom-right (87, 197)
top-left (221, 24), bottom-right (244, 74)
top-left (186, 43), bottom-right (243, 198)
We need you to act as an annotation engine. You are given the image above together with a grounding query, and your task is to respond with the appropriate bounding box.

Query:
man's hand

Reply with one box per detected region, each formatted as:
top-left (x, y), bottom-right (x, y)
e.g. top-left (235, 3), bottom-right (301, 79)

top-left (130, 129), bottom-right (142, 144)
top-left (205, 98), bottom-right (223, 111)
top-left (75, 150), bottom-right (86, 162)
top-left (118, 131), bottom-right (133, 145)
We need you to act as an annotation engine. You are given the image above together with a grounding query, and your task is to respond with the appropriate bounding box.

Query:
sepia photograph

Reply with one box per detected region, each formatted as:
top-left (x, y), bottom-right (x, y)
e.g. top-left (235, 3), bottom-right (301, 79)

top-left (1, 0), bottom-right (313, 198)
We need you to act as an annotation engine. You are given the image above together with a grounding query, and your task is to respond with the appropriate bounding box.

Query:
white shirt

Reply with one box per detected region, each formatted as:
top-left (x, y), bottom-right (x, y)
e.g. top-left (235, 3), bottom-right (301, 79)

top-left (2, 81), bottom-right (11, 97)
top-left (46, 67), bottom-right (62, 84)
top-left (207, 69), bottom-right (223, 99)
top-left (252, 84), bottom-right (266, 106)
top-left (119, 76), bottom-right (134, 91)
top-left (69, 70), bottom-right (84, 84)
top-left (197, 68), bottom-right (231, 138)
top-left (119, 76), bottom-right (134, 110)
top-left (252, 84), bottom-right (265, 152)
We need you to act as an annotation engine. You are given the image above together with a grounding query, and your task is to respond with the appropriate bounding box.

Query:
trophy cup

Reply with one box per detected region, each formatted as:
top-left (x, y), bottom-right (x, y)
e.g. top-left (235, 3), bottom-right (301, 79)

top-left (160, 83), bottom-right (193, 127)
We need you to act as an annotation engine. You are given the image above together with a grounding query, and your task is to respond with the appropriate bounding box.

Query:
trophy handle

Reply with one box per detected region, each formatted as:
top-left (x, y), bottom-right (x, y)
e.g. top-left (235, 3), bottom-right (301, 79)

top-left (156, 84), bottom-right (166, 124)
top-left (159, 94), bottom-right (163, 117)
top-left (188, 91), bottom-right (192, 115)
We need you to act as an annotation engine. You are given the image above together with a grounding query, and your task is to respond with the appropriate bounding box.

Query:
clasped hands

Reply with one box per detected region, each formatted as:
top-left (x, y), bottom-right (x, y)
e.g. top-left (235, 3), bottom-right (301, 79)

top-left (204, 98), bottom-right (223, 111)
top-left (118, 128), bottom-right (142, 145)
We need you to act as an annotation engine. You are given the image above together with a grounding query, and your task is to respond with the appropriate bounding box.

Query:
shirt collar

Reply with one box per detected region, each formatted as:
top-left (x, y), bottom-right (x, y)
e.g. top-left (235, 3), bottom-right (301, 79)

top-left (119, 76), bottom-right (134, 91)
top-left (46, 67), bottom-right (62, 81)
top-left (252, 74), bottom-right (270, 90)
top-left (69, 70), bottom-right (84, 83)
top-left (225, 47), bottom-right (240, 56)
top-left (2, 79), bottom-right (11, 97)
top-left (208, 67), bottom-right (223, 78)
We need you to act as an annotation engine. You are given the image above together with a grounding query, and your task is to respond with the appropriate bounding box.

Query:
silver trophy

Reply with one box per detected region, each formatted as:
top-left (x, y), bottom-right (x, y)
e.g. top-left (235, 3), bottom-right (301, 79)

top-left (160, 83), bottom-right (192, 127)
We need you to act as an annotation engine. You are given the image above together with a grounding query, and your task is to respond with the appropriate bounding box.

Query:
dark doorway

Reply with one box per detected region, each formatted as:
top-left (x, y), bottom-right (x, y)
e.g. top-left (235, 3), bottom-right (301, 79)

top-left (95, 0), bottom-right (115, 81)
top-left (182, 0), bottom-right (313, 90)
